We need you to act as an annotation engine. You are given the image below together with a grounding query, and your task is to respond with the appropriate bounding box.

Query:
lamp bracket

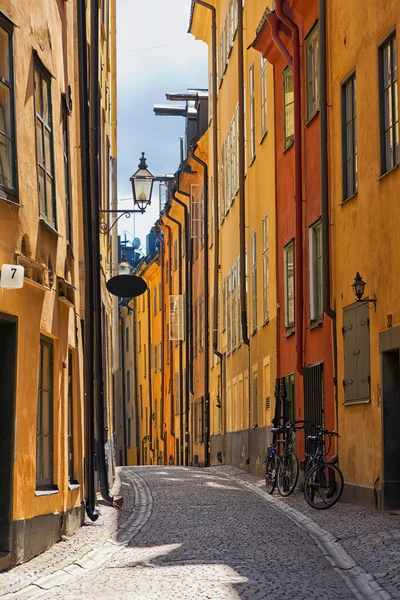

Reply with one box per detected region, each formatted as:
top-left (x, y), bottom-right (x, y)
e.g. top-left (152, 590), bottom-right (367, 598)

top-left (356, 294), bottom-right (377, 312)
top-left (98, 209), bottom-right (145, 234)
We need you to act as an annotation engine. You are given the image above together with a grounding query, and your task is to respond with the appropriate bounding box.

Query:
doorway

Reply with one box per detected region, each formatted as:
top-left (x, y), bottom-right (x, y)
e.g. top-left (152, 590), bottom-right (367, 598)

top-left (0, 314), bottom-right (17, 561)
top-left (381, 348), bottom-right (400, 510)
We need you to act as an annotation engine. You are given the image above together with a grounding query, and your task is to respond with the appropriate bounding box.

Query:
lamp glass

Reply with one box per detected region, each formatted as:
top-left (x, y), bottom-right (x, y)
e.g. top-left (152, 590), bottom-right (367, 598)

top-left (131, 170), bottom-right (153, 211)
top-left (118, 261), bottom-right (131, 276)
top-left (352, 272), bottom-right (366, 300)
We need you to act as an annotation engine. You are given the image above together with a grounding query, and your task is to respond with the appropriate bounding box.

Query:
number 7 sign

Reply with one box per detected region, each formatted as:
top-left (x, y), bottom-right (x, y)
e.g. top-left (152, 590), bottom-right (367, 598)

top-left (0, 264), bottom-right (25, 289)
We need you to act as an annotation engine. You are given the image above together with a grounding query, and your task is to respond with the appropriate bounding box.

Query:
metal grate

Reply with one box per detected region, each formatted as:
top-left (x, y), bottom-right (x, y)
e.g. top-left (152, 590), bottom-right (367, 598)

top-left (303, 363), bottom-right (324, 452)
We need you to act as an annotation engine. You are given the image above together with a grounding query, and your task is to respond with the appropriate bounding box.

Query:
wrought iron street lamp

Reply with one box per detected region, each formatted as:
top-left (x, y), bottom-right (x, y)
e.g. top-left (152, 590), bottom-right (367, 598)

top-left (99, 152), bottom-right (154, 234)
top-left (351, 272), bottom-right (376, 310)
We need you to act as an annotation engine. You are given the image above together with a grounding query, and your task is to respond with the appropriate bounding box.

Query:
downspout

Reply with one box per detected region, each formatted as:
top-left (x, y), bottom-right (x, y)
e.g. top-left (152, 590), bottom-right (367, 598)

top-left (77, 0), bottom-right (97, 522)
top-left (237, 0), bottom-right (250, 348)
top-left (319, 0), bottom-right (338, 434)
top-left (174, 189), bottom-right (194, 398)
top-left (172, 191), bottom-right (191, 466)
top-left (275, 0), bottom-right (304, 375)
top-left (120, 315), bottom-right (127, 464)
top-left (193, 0), bottom-right (221, 367)
top-left (90, 0), bottom-right (114, 505)
top-left (152, 226), bottom-right (166, 462)
top-left (132, 300), bottom-right (140, 465)
top-left (163, 211), bottom-right (184, 465)
top-left (147, 287), bottom-right (153, 452)
top-left (190, 145), bottom-right (210, 468)
top-left (161, 222), bottom-right (175, 447)
top-left (110, 0), bottom-right (119, 375)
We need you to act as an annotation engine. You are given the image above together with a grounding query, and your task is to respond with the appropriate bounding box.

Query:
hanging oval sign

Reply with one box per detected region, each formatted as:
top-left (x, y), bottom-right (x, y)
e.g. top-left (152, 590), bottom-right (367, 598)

top-left (106, 274), bottom-right (147, 298)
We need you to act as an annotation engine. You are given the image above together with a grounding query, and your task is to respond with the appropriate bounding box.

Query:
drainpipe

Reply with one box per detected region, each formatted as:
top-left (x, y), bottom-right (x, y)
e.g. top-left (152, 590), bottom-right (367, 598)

top-left (120, 314), bottom-right (127, 464)
top-left (147, 287), bottom-right (153, 452)
top-left (319, 0), bottom-right (338, 434)
top-left (131, 300), bottom-right (140, 466)
top-left (163, 210), bottom-right (184, 465)
top-left (237, 0), bottom-right (250, 348)
top-left (190, 145), bottom-right (210, 468)
top-left (90, 0), bottom-right (114, 506)
top-left (152, 226), bottom-right (166, 462)
top-left (172, 191), bottom-right (191, 466)
top-left (275, 0), bottom-right (304, 375)
top-left (77, 0), bottom-right (97, 522)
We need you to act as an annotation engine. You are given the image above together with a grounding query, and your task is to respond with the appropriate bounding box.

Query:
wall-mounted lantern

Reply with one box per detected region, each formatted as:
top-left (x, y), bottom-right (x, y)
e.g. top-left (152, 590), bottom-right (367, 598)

top-left (351, 272), bottom-right (376, 310)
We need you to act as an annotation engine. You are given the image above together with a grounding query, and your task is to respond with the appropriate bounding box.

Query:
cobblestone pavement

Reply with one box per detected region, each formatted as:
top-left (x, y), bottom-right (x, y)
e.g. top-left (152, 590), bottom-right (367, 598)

top-left (1, 465), bottom-right (399, 599)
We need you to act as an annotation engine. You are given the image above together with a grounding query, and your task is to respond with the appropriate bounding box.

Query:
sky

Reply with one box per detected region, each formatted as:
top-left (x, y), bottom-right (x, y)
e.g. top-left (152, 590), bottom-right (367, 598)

top-left (116, 0), bottom-right (208, 252)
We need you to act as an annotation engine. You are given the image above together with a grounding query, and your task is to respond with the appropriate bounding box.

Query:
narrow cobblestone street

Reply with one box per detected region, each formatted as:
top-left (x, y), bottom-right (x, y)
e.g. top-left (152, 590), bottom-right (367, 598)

top-left (1, 466), bottom-right (400, 600)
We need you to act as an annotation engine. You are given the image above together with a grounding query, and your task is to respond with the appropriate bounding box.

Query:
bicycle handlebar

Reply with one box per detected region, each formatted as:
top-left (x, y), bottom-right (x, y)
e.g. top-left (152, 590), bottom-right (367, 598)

top-left (312, 424), bottom-right (340, 437)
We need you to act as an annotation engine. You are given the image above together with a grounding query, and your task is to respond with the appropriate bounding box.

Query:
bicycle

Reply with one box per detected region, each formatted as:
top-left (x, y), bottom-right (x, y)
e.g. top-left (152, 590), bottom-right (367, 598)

top-left (303, 425), bottom-right (344, 510)
top-left (276, 420), bottom-right (305, 497)
top-left (264, 418), bottom-right (285, 494)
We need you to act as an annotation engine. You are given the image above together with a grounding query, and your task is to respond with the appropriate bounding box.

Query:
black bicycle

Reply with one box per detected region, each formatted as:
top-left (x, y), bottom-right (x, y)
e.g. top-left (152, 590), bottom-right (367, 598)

top-left (264, 428), bottom-right (282, 494)
top-left (276, 420), bottom-right (305, 497)
top-left (303, 425), bottom-right (344, 510)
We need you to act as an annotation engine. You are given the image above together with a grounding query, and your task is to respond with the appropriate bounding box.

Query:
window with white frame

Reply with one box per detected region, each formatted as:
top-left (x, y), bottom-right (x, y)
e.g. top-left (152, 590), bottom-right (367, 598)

top-left (251, 231), bottom-right (257, 332)
top-left (230, 116), bottom-right (235, 203)
top-left (249, 63), bottom-right (256, 161)
top-left (169, 295), bottom-right (184, 340)
top-left (227, 273), bottom-right (231, 352)
top-left (232, 264), bottom-right (237, 349)
top-left (225, 132), bottom-right (231, 212)
top-left (153, 286), bottom-right (157, 315)
top-left (284, 241), bottom-right (295, 329)
top-left (309, 220), bottom-right (323, 322)
top-left (283, 68), bottom-right (294, 149)
top-left (235, 103), bottom-right (239, 192)
top-left (306, 25), bottom-right (320, 120)
top-left (237, 256), bottom-right (242, 344)
top-left (379, 31), bottom-right (399, 174)
top-left (342, 71), bottom-right (357, 200)
top-left (229, 0), bottom-right (234, 47)
top-left (194, 299), bottom-right (198, 356)
top-left (260, 56), bottom-right (268, 137)
top-left (199, 293), bottom-right (204, 351)
top-left (220, 143), bottom-right (226, 220)
top-left (224, 15), bottom-right (229, 66)
top-left (222, 278), bottom-right (226, 331)
top-left (210, 176), bottom-right (214, 246)
top-left (262, 214), bottom-right (269, 322)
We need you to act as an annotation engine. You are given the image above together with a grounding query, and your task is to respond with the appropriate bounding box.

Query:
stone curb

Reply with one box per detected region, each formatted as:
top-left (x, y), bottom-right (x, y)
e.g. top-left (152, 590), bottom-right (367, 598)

top-left (0, 469), bottom-right (153, 600)
top-left (213, 469), bottom-right (392, 600)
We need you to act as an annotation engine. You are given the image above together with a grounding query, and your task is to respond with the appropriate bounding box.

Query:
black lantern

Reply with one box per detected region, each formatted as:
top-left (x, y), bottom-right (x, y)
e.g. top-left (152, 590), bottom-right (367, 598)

top-left (352, 272), bottom-right (366, 301)
top-left (130, 152), bottom-right (154, 213)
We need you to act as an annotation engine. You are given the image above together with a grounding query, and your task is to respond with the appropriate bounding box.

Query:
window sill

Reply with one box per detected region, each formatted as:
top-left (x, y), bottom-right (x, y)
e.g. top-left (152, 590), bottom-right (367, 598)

top-left (285, 327), bottom-right (295, 338)
top-left (343, 399), bottom-right (371, 406)
top-left (305, 108), bottom-right (320, 127)
top-left (283, 140), bottom-right (294, 154)
top-left (39, 216), bottom-right (60, 237)
top-left (259, 130), bottom-right (268, 145)
top-left (309, 319), bottom-right (323, 330)
top-left (262, 318), bottom-right (270, 328)
top-left (35, 486), bottom-right (59, 496)
top-left (378, 163), bottom-right (399, 181)
top-left (249, 155), bottom-right (256, 168)
top-left (68, 482), bottom-right (80, 491)
top-left (341, 191), bottom-right (358, 205)
top-left (0, 190), bottom-right (22, 207)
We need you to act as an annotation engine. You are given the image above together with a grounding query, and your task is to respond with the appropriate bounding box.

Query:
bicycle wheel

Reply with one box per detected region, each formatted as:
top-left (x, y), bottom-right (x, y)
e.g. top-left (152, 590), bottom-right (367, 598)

top-left (277, 451), bottom-right (299, 497)
top-left (265, 453), bottom-right (280, 494)
top-left (303, 463), bottom-right (344, 509)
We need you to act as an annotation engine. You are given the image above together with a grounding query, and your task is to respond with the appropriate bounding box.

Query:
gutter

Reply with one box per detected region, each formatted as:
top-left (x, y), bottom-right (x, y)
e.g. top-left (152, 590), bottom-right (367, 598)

top-left (131, 300), bottom-right (140, 466)
top-left (120, 315), bottom-right (127, 464)
top-left (152, 226), bottom-right (166, 462)
top-left (190, 145), bottom-right (210, 468)
top-left (77, 0), bottom-right (97, 522)
top-left (162, 211), bottom-right (184, 464)
top-left (147, 286), bottom-right (153, 452)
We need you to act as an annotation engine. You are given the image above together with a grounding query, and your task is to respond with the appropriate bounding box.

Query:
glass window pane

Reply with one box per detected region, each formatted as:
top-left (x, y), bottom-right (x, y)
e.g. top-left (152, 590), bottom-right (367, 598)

top-left (42, 436), bottom-right (51, 482)
top-left (0, 82), bottom-right (11, 136)
top-left (34, 70), bottom-right (42, 116)
top-left (44, 128), bottom-right (51, 172)
top-left (41, 344), bottom-right (50, 389)
top-left (46, 175), bottom-right (53, 222)
top-left (43, 79), bottom-right (50, 127)
top-left (385, 88), bottom-right (392, 129)
top-left (41, 390), bottom-right (50, 434)
top-left (383, 44), bottom-right (390, 88)
top-left (36, 120), bottom-right (44, 165)
top-left (38, 168), bottom-right (45, 214)
top-left (0, 28), bottom-right (10, 82)
top-left (0, 133), bottom-right (13, 189)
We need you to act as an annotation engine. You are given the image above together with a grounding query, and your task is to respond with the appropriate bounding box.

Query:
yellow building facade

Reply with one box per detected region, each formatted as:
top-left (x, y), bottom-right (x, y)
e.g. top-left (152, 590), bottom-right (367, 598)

top-left (329, 2), bottom-right (400, 509)
top-left (0, 0), bottom-right (116, 567)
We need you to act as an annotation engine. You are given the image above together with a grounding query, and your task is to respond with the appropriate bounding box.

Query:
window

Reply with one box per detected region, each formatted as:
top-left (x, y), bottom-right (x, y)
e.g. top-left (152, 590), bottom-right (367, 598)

top-left (232, 265), bottom-right (237, 349)
top-left (235, 103), bottom-right (239, 192)
top-left (140, 384), bottom-right (143, 418)
top-left (194, 300), bottom-right (198, 356)
top-left (306, 25), bottom-right (320, 120)
top-left (169, 295), bottom-right (184, 341)
top-left (159, 282), bottom-right (162, 312)
top-left (225, 132), bottom-right (231, 212)
top-left (237, 256), bottom-right (242, 344)
top-left (173, 240), bottom-right (178, 269)
top-left (222, 279), bottom-right (226, 331)
top-left (260, 56), bottom-right (268, 137)
top-left (251, 231), bottom-right (257, 332)
top-left (379, 31), bottom-right (399, 174)
top-left (37, 336), bottom-right (54, 488)
top-left (127, 418), bottom-right (131, 448)
top-left (252, 369), bottom-right (258, 426)
top-left (283, 68), bottom-right (294, 149)
top-left (342, 72), bottom-right (357, 199)
top-left (284, 241), bottom-right (295, 329)
top-left (153, 286), bottom-right (157, 315)
top-left (343, 304), bottom-right (370, 404)
top-left (0, 16), bottom-right (17, 198)
top-left (144, 344), bottom-right (147, 378)
top-left (127, 370), bottom-right (130, 400)
top-left (125, 326), bottom-right (129, 351)
top-left (230, 116), bottom-right (235, 203)
top-left (309, 220), bottom-right (323, 322)
top-left (227, 273), bottom-right (231, 352)
top-left (220, 143), bottom-right (226, 220)
top-left (34, 57), bottom-right (56, 226)
top-left (166, 259), bottom-right (169, 282)
top-left (62, 108), bottom-right (72, 243)
top-left (175, 372), bottom-right (180, 414)
top-left (199, 293), bottom-right (204, 351)
top-left (262, 214), bottom-right (269, 323)
top-left (67, 350), bottom-right (75, 483)
top-left (210, 176), bottom-right (214, 246)
top-left (138, 322), bottom-right (142, 350)
top-left (249, 63), bottom-right (256, 161)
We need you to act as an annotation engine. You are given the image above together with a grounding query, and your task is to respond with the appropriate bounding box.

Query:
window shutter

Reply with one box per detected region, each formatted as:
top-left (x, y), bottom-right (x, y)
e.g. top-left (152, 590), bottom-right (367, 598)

top-left (169, 295), bottom-right (184, 341)
top-left (190, 184), bottom-right (203, 238)
top-left (357, 308), bottom-right (370, 401)
top-left (343, 304), bottom-right (370, 403)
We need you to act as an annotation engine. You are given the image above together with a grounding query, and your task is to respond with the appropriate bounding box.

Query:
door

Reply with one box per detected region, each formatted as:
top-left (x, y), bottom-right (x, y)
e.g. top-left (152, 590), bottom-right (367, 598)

top-left (382, 349), bottom-right (400, 510)
top-left (303, 363), bottom-right (324, 452)
top-left (0, 315), bottom-right (17, 559)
